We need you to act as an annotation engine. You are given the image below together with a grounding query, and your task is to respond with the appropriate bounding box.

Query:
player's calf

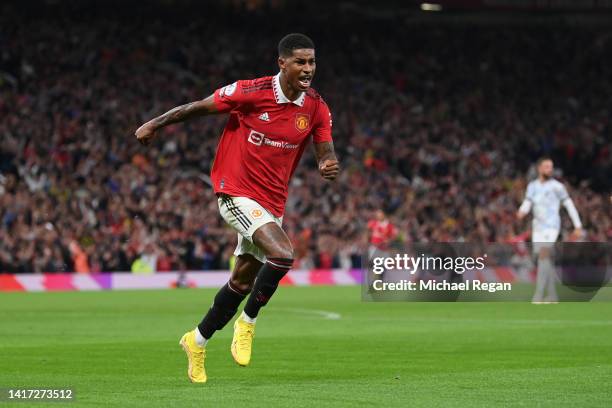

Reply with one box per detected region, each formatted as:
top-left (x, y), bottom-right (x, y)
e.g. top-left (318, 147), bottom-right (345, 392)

top-left (243, 257), bottom-right (293, 318)
top-left (244, 222), bottom-right (294, 319)
top-left (197, 281), bottom-right (250, 342)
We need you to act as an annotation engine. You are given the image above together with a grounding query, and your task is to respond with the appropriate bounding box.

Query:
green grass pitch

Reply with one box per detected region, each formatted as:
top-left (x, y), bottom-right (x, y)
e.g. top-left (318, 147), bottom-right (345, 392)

top-left (1, 286), bottom-right (611, 407)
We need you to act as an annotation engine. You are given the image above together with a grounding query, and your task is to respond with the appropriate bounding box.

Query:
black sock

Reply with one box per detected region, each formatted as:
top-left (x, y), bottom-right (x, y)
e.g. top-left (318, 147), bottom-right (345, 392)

top-left (198, 281), bottom-right (249, 339)
top-left (243, 257), bottom-right (293, 319)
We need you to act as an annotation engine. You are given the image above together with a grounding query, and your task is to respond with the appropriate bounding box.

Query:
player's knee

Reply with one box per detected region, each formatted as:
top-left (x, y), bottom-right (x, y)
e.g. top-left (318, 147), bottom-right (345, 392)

top-left (267, 245), bottom-right (294, 261)
top-left (229, 276), bottom-right (253, 293)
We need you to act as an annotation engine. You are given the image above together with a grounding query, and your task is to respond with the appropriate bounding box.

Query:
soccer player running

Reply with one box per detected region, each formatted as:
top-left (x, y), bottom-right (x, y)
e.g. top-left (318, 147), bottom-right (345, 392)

top-left (517, 157), bottom-right (582, 303)
top-left (135, 34), bottom-right (339, 383)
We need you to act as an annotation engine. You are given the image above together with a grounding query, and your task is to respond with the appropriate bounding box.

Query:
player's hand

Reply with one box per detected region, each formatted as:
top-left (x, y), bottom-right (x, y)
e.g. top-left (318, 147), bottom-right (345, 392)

top-left (319, 159), bottom-right (339, 181)
top-left (135, 123), bottom-right (156, 146)
top-left (516, 211), bottom-right (526, 220)
top-left (571, 227), bottom-right (583, 240)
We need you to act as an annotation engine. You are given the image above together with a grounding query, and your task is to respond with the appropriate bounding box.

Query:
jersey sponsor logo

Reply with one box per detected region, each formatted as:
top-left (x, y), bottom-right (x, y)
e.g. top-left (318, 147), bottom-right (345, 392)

top-left (295, 113), bottom-right (310, 131)
top-left (247, 129), bottom-right (265, 146)
top-left (250, 209), bottom-right (263, 219)
top-left (220, 82), bottom-right (237, 97)
top-left (258, 112), bottom-right (270, 121)
top-left (264, 138), bottom-right (298, 149)
top-left (247, 129), bottom-right (299, 149)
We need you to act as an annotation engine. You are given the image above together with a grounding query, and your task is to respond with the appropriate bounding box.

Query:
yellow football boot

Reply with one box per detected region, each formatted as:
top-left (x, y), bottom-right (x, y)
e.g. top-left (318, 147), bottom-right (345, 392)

top-left (231, 316), bottom-right (255, 366)
top-left (179, 330), bottom-right (207, 383)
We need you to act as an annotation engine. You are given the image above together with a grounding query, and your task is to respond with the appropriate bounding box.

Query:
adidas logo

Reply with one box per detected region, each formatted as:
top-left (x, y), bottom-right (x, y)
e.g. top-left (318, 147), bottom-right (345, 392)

top-left (258, 112), bottom-right (270, 122)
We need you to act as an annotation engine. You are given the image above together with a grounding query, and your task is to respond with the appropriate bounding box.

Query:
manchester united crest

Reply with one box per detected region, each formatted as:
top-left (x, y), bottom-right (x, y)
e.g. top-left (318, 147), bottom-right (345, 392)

top-left (295, 113), bottom-right (310, 132)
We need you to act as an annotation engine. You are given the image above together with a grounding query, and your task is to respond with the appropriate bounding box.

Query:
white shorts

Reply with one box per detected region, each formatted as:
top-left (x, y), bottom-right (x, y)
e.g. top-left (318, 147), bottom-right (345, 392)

top-left (532, 228), bottom-right (559, 254)
top-left (217, 195), bottom-right (283, 263)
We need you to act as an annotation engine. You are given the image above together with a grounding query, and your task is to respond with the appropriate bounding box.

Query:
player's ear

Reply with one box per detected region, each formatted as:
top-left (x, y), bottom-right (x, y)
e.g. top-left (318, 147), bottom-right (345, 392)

top-left (278, 56), bottom-right (286, 71)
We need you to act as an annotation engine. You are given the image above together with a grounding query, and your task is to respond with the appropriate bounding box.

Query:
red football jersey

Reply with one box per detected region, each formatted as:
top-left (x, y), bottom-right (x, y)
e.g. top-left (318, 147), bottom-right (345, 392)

top-left (211, 74), bottom-right (333, 217)
top-left (367, 219), bottom-right (398, 249)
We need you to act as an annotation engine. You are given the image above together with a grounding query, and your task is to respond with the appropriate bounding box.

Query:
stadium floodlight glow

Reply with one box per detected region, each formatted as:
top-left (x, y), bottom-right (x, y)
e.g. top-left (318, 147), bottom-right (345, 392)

top-left (421, 3), bottom-right (442, 11)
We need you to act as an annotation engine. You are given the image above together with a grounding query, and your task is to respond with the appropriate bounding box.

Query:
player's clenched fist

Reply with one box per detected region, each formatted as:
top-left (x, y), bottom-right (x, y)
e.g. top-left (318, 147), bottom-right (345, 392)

top-left (319, 159), bottom-right (340, 181)
top-left (135, 124), bottom-right (156, 146)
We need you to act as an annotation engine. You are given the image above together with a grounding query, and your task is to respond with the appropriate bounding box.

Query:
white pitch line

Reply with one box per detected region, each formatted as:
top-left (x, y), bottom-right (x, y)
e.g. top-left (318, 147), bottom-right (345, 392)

top-left (272, 307), bottom-right (342, 320)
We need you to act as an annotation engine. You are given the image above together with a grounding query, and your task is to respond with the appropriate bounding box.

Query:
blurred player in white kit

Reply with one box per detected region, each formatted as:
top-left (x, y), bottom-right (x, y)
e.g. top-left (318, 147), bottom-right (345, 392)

top-left (517, 157), bottom-right (583, 303)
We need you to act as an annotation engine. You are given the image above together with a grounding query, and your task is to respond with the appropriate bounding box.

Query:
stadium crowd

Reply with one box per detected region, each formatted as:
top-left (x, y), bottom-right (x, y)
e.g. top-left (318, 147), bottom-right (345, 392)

top-left (1, 2), bottom-right (610, 273)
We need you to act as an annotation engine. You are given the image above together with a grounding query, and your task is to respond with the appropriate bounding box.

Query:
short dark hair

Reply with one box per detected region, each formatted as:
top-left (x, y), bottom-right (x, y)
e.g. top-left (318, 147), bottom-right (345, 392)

top-left (278, 33), bottom-right (315, 57)
top-left (537, 156), bottom-right (553, 166)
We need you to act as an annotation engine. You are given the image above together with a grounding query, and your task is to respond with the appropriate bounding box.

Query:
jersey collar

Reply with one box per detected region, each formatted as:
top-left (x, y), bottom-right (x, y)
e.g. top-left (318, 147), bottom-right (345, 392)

top-left (273, 72), bottom-right (305, 107)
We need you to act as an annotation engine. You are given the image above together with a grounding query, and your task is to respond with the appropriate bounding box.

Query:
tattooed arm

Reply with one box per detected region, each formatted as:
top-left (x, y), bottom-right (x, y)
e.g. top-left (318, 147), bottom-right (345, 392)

top-left (135, 94), bottom-right (217, 146)
top-left (314, 141), bottom-right (340, 181)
